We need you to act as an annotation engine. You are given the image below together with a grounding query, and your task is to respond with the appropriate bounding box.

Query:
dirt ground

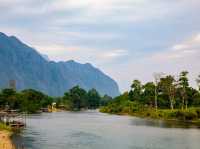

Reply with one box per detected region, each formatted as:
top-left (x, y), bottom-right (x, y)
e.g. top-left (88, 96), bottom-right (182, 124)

top-left (0, 131), bottom-right (15, 149)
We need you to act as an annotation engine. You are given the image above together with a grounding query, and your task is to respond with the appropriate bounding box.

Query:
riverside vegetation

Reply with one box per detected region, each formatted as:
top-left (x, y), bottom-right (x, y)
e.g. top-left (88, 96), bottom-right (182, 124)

top-left (0, 123), bottom-right (14, 149)
top-left (0, 86), bottom-right (111, 114)
top-left (0, 85), bottom-right (111, 146)
top-left (100, 71), bottom-right (200, 123)
top-left (1, 71), bottom-right (200, 124)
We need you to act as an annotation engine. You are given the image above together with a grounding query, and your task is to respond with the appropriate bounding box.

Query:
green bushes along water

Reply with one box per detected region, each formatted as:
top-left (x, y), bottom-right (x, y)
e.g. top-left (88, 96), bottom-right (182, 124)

top-left (100, 71), bottom-right (200, 122)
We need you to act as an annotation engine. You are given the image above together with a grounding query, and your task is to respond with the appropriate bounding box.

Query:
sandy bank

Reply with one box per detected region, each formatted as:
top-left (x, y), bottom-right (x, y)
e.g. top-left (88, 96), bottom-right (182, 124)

top-left (0, 130), bottom-right (15, 149)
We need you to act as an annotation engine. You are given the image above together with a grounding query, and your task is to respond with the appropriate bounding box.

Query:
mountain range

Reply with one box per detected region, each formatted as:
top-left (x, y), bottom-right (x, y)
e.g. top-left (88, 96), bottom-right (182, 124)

top-left (0, 32), bottom-right (120, 97)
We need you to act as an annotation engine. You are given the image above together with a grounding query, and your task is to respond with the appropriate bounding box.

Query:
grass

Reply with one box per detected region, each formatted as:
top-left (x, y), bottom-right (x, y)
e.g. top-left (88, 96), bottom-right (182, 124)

top-left (0, 122), bottom-right (12, 131)
top-left (100, 105), bottom-right (200, 124)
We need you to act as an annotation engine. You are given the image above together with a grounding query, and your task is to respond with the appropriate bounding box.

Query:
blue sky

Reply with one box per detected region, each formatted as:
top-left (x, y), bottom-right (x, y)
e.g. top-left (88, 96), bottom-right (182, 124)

top-left (0, 0), bottom-right (200, 91)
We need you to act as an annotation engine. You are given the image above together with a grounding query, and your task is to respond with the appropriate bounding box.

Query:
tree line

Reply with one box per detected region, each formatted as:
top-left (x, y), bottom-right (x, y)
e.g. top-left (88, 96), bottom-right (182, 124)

top-left (0, 89), bottom-right (53, 113)
top-left (100, 71), bottom-right (200, 121)
top-left (56, 86), bottom-right (112, 111)
top-left (0, 86), bottom-right (112, 113)
top-left (128, 71), bottom-right (200, 110)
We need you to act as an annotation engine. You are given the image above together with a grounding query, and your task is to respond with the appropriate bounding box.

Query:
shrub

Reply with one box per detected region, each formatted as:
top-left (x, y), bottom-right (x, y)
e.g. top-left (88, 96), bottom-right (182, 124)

top-left (195, 108), bottom-right (200, 118)
top-left (185, 111), bottom-right (198, 120)
top-left (175, 110), bottom-right (198, 121)
top-left (0, 123), bottom-right (11, 131)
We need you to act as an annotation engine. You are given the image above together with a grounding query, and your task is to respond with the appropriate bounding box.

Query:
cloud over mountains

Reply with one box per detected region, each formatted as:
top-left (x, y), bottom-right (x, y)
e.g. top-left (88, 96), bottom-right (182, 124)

top-left (0, 0), bottom-right (200, 91)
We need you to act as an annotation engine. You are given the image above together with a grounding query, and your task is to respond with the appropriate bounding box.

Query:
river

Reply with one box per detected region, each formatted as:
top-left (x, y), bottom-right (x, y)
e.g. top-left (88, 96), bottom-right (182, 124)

top-left (13, 110), bottom-right (200, 149)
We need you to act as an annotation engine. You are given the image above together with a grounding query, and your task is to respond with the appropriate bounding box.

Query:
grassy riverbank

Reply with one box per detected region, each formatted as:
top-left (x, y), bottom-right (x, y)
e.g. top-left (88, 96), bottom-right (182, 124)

top-left (0, 123), bottom-right (12, 131)
top-left (100, 71), bottom-right (200, 125)
top-left (0, 123), bottom-right (15, 149)
top-left (100, 106), bottom-right (200, 124)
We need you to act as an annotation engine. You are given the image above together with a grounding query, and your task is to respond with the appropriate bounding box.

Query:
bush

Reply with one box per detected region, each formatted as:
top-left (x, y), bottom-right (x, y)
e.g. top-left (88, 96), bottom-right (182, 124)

top-left (0, 123), bottom-right (11, 131)
top-left (195, 108), bottom-right (200, 118)
top-left (185, 111), bottom-right (198, 120)
top-left (175, 110), bottom-right (198, 121)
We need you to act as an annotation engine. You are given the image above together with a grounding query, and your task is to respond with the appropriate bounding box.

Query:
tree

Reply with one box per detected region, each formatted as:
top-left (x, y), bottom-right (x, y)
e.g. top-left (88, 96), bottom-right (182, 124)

top-left (87, 89), bottom-right (101, 109)
top-left (1, 88), bottom-right (18, 109)
top-left (142, 82), bottom-right (155, 107)
top-left (178, 71), bottom-right (189, 110)
top-left (129, 80), bottom-right (142, 101)
top-left (159, 75), bottom-right (176, 110)
top-left (186, 87), bottom-right (200, 107)
top-left (153, 73), bottom-right (164, 111)
top-left (0, 90), bottom-right (7, 107)
top-left (68, 86), bottom-right (87, 110)
top-left (101, 95), bottom-right (112, 106)
top-left (196, 74), bottom-right (200, 91)
top-left (21, 89), bottom-right (51, 113)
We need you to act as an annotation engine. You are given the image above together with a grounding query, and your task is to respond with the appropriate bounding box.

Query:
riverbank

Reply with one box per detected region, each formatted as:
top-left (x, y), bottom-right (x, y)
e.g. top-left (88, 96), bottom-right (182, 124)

top-left (100, 107), bottom-right (200, 125)
top-left (0, 123), bottom-right (15, 149)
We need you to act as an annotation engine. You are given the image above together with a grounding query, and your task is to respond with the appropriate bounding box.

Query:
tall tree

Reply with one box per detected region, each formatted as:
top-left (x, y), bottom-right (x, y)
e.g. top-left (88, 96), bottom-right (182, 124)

top-left (68, 86), bottom-right (87, 110)
top-left (130, 80), bottom-right (142, 101)
top-left (1, 88), bottom-right (18, 109)
top-left (196, 74), bottom-right (200, 91)
top-left (159, 75), bottom-right (176, 110)
top-left (153, 73), bottom-right (164, 111)
top-left (178, 71), bottom-right (189, 110)
top-left (142, 82), bottom-right (155, 106)
top-left (21, 89), bottom-right (50, 113)
top-left (87, 88), bottom-right (101, 109)
top-left (101, 95), bottom-right (112, 106)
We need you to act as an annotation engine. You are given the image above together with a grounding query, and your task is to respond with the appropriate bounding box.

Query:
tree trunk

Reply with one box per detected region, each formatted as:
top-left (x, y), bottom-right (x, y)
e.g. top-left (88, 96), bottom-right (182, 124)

top-left (182, 97), bottom-right (184, 110)
top-left (170, 99), bottom-right (174, 110)
top-left (155, 88), bottom-right (158, 111)
top-left (185, 100), bottom-right (188, 110)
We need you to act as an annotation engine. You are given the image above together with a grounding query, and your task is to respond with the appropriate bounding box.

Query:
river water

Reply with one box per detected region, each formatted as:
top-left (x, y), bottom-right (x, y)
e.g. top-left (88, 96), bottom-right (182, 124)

top-left (13, 110), bottom-right (200, 149)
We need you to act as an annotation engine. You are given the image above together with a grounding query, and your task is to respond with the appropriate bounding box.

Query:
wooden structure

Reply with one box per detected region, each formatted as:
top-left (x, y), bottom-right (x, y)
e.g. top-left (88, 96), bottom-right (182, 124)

top-left (0, 110), bottom-right (26, 130)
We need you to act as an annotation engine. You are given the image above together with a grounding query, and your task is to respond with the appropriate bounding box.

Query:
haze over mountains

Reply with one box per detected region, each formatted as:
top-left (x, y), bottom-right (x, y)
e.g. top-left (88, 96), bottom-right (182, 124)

top-left (0, 32), bottom-right (120, 97)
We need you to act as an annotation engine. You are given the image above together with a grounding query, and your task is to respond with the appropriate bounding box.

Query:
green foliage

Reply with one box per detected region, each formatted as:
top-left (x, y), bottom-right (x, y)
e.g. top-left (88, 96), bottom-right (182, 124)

top-left (101, 95), bottom-right (112, 106)
top-left (196, 75), bottom-right (200, 91)
top-left (0, 88), bottom-right (53, 113)
top-left (0, 86), bottom-right (109, 113)
top-left (129, 80), bottom-right (142, 101)
top-left (100, 71), bottom-right (200, 122)
top-left (87, 89), bottom-right (101, 109)
top-left (0, 122), bottom-right (11, 131)
top-left (142, 82), bottom-right (155, 106)
top-left (58, 86), bottom-right (110, 111)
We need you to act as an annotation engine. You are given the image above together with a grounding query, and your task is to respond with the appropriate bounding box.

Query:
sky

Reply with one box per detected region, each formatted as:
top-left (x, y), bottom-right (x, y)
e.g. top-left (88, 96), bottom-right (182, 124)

top-left (0, 0), bottom-right (200, 92)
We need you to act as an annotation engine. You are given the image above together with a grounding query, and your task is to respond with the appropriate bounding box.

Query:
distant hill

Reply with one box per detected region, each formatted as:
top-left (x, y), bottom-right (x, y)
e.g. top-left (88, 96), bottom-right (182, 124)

top-left (0, 32), bottom-right (120, 97)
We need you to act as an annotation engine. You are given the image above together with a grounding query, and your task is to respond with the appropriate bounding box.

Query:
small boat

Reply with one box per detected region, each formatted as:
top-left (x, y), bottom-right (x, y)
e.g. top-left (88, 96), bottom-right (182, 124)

top-left (9, 121), bottom-right (25, 129)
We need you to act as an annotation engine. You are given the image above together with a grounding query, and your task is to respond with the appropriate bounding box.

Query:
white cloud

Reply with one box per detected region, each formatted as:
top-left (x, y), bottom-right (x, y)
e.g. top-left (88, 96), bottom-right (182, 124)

top-left (194, 33), bottom-right (200, 42)
top-left (101, 49), bottom-right (128, 59)
top-left (34, 44), bottom-right (128, 66)
top-left (172, 44), bottom-right (188, 51)
top-left (106, 33), bottom-right (200, 92)
top-left (1, 0), bottom-right (199, 24)
top-left (1, 0), bottom-right (200, 92)
top-left (151, 33), bottom-right (200, 61)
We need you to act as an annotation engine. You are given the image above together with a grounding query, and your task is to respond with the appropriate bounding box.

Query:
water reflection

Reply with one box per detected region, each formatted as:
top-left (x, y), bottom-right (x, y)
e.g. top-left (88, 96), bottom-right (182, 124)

top-left (129, 117), bottom-right (200, 129)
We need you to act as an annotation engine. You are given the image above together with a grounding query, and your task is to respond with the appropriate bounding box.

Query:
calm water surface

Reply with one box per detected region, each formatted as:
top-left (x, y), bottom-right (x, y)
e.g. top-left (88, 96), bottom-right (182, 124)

top-left (13, 111), bottom-right (200, 149)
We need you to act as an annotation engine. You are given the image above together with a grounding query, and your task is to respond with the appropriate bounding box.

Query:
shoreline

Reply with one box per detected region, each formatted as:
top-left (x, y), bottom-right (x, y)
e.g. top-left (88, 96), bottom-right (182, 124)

top-left (0, 130), bottom-right (15, 149)
top-left (100, 109), bottom-right (200, 128)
